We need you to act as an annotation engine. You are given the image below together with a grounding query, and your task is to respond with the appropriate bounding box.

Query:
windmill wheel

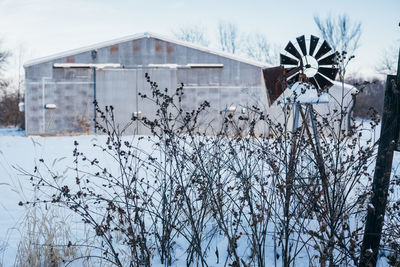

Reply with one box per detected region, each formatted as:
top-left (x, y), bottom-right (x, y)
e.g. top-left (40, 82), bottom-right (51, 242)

top-left (280, 35), bottom-right (339, 91)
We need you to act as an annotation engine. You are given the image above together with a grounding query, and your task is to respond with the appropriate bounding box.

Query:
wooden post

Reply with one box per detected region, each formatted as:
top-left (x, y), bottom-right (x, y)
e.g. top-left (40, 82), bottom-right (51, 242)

top-left (359, 49), bottom-right (400, 266)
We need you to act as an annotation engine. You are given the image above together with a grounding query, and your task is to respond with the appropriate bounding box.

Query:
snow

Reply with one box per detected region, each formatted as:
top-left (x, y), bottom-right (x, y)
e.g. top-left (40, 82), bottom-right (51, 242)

top-left (147, 63), bottom-right (224, 69)
top-left (53, 63), bottom-right (121, 69)
top-left (368, 203), bottom-right (375, 211)
top-left (0, 134), bottom-right (115, 265)
top-left (187, 63), bottom-right (224, 68)
top-left (0, 128), bottom-right (25, 136)
top-left (52, 63), bottom-right (225, 70)
top-left (147, 64), bottom-right (181, 69)
top-left (0, 122), bottom-right (396, 266)
top-left (283, 81), bottom-right (329, 104)
top-left (0, 134), bottom-right (280, 265)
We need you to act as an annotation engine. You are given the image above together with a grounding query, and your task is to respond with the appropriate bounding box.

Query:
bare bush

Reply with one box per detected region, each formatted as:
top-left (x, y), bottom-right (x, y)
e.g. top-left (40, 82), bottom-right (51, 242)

top-left (381, 166), bottom-right (400, 266)
top-left (14, 206), bottom-right (78, 267)
top-left (19, 71), bottom-right (383, 266)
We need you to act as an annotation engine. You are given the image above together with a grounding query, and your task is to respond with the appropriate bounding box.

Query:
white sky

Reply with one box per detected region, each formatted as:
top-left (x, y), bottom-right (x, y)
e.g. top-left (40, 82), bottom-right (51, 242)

top-left (0, 0), bottom-right (399, 83)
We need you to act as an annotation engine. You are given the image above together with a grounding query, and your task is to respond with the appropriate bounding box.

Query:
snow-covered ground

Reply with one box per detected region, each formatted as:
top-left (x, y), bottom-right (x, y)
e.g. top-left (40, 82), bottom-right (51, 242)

top-left (0, 128), bottom-right (25, 136)
top-left (0, 133), bottom-right (104, 265)
top-left (0, 122), bottom-right (397, 266)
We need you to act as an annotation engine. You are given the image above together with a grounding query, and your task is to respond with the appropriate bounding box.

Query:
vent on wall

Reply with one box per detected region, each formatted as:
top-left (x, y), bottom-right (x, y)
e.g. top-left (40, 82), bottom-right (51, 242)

top-left (220, 105), bottom-right (236, 113)
top-left (132, 111), bottom-right (142, 120)
top-left (44, 104), bottom-right (57, 109)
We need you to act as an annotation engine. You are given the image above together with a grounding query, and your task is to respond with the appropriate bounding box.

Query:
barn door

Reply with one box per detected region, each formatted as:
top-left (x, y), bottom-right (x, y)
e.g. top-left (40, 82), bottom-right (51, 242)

top-left (96, 68), bottom-right (177, 135)
top-left (43, 68), bottom-right (93, 135)
top-left (96, 69), bottom-right (139, 134)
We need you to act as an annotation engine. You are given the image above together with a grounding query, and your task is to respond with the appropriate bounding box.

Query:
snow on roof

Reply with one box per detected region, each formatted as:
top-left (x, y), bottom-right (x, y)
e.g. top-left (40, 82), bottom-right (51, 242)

top-left (53, 63), bottom-right (121, 69)
top-left (332, 80), bottom-right (358, 94)
top-left (280, 81), bottom-right (356, 105)
top-left (187, 63), bottom-right (224, 68)
top-left (284, 82), bottom-right (330, 104)
top-left (24, 32), bottom-right (268, 68)
top-left (146, 63), bottom-right (224, 69)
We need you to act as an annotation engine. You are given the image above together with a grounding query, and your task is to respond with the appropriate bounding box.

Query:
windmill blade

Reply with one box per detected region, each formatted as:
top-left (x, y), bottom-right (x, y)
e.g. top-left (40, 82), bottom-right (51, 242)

top-left (296, 35), bottom-right (307, 56)
top-left (309, 35), bottom-right (319, 56)
top-left (284, 41), bottom-right (302, 59)
top-left (318, 67), bottom-right (339, 80)
top-left (314, 40), bottom-right (332, 60)
top-left (280, 54), bottom-right (299, 66)
top-left (286, 66), bottom-right (301, 78)
top-left (284, 67), bottom-right (298, 74)
top-left (314, 73), bottom-right (333, 90)
top-left (287, 73), bottom-right (300, 84)
top-left (318, 53), bottom-right (337, 66)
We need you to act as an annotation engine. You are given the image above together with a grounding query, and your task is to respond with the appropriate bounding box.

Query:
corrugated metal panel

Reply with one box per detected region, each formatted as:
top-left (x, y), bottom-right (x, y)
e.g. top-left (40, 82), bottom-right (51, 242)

top-left (96, 68), bottom-right (177, 134)
top-left (24, 35), bottom-right (269, 135)
top-left (96, 69), bottom-right (139, 134)
top-left (25, 68), bottom-right (93, 135)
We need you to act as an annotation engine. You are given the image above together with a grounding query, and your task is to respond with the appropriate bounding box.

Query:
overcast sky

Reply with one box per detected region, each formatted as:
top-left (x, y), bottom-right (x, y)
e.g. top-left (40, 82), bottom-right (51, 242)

top-left (0, 0), bottom-right (399, 82)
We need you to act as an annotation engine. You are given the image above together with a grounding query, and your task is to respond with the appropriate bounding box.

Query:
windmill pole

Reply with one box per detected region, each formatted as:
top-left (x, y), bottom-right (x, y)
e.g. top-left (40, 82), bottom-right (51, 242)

top-left (359, 48), bottom-right (400, 267)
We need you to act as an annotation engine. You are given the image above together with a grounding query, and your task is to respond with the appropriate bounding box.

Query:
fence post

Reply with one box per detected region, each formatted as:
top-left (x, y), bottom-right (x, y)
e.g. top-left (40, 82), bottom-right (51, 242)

top-left (359, 49), bottom-right (400, 266)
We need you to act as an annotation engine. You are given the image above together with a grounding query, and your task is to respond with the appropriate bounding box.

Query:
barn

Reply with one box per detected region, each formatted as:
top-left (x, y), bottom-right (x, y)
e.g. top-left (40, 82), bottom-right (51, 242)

top-left (24, 32), bottom-right (354, 135)
top-left (23, 32), bottom-right (270, 135)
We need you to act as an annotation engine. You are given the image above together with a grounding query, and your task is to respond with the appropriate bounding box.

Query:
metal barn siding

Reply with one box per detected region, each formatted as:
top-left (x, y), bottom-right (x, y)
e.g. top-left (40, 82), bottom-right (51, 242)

top-left (24, 67), bottom-right (94, 134)
top-left (95, 68), bottom-right (178, 135)
top-left (24, 32), bottom-right (268, 135)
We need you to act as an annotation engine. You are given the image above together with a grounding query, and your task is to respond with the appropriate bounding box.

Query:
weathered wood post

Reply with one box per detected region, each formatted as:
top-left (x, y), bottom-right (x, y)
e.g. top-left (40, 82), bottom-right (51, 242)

top-left (359, 49), bottom-right (400, 267)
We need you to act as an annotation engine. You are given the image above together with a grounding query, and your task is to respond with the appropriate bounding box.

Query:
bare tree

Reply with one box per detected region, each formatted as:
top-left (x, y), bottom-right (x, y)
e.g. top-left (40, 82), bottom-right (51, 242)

top-left (376, 43), bottom-right (399, 75)
top-left (0, 40), bottom-right (10, 87)
top-left (349, 77), bottom-right (384, 119)
top-left (172, 25), bottom-right (209, 47)
top-left (0, 41), bottom-right (21, 127)
top-left (0, 91), bottom-right (23, 127)
top-left (217, 21), bottom-right (240, 54)
top-left (242, 33), bottom-right (278, 65)
top-left (314, 14), bottom-right (361, 56)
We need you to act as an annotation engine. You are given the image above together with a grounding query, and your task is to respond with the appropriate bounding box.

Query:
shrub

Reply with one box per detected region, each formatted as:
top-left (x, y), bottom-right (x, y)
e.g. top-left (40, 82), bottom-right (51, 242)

top-left (19, 73), bottom-right (384, 266)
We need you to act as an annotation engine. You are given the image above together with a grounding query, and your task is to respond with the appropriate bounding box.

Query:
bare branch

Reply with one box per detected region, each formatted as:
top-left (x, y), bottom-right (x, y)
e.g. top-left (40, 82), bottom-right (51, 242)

top-left (241, 33), bottom-right (278, 65)
top-left (172, 25), bottom-right (209, 47)
top-left (217, 21), bottom-right (240, 54)
top-left (314, 14), bottom-right (362, 56)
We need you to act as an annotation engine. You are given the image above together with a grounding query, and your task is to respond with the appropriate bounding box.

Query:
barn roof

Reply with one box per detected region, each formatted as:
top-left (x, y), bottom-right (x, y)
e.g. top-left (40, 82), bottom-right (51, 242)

top-left (24, 32), bottom-right (268, 68)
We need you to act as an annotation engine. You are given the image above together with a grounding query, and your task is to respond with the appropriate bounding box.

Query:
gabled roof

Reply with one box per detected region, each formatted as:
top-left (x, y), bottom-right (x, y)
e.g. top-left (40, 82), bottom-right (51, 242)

top-left (24, 32), bottom-right (268, 68)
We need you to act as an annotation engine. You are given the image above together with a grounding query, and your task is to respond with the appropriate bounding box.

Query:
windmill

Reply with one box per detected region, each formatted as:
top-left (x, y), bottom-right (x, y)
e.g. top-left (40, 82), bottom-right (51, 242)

top-left (262, 34), bottom-right (339, 132)
top-left (263, 34), bottom-right (338, 106)
top-left (262, 35), bottom-right (339, 201)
